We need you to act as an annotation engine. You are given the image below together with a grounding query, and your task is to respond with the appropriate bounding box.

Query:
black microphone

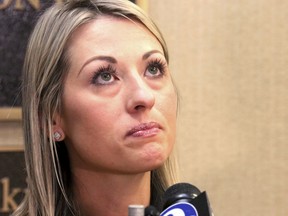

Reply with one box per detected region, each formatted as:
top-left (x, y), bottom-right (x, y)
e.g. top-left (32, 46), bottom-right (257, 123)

top-left (144, 205), bottom-right (160, 216)
top-left (161, 182), bottom-right (214, 216)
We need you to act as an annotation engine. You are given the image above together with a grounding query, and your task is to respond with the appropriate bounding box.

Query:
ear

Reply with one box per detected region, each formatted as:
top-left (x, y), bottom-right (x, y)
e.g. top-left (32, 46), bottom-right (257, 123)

top-left (52, 112), bottom-right (65, 142)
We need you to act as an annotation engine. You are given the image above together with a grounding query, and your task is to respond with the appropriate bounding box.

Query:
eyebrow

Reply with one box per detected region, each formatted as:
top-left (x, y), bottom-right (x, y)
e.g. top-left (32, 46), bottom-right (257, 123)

top-left (142, 50), bottom-right (164, 60)
top-left (78, 56), bottom-right (117, 76)
top-left (78, 49), bottom-right (164, 76)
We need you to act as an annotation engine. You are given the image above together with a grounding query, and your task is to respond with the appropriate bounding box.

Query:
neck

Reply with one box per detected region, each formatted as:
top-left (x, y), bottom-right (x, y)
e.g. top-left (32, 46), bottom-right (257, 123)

top-left (72, 170), bottom-right (151, 216)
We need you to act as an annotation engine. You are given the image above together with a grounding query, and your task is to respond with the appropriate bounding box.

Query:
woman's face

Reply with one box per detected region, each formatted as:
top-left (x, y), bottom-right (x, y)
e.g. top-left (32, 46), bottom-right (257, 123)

top-left (57, 16), bottom-right (177, 174)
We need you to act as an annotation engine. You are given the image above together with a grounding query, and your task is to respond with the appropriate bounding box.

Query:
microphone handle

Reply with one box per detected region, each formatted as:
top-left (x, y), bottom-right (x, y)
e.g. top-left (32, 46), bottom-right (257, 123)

top-left (128, 205), bottom-right (145, 216)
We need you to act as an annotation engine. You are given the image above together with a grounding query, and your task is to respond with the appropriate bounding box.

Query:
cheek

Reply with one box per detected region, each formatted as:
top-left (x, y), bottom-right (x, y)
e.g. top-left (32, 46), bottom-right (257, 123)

top-left (60, 89), bottom-right (102, 142)
top-left (160, 86), bottom-right (178, 121)
top-left (60, 79), bottom-right (120, 132)
top-left (59, 98), bottom-right (122, 167)
top-left (61, 101), bottom-right (118, 139)
top-left (166, 88), bottom-right (178, 134)
top-left (157, 87), bottom-right (178, 147)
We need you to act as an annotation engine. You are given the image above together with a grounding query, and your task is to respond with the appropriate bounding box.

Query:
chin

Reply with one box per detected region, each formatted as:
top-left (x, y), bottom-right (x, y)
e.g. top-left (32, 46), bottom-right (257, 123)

top-left (131, 142), bottom-right (172, 172)
top-left (141, 152), bottom-right (168, 171)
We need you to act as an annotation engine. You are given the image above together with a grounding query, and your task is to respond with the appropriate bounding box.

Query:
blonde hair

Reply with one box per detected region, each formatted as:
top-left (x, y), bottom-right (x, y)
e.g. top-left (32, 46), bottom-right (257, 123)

top-left (14, 0), bottom-right (179, 215)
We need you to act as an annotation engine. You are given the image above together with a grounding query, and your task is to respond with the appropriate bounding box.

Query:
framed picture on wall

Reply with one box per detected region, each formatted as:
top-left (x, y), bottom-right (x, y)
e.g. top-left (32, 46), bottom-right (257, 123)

top-left (0, 0), bottom-right (148, 122)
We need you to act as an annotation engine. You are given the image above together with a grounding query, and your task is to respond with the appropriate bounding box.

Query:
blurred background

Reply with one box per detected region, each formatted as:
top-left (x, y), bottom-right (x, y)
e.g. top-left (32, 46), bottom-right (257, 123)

top-left (1, 0), bottom-right (288, 215)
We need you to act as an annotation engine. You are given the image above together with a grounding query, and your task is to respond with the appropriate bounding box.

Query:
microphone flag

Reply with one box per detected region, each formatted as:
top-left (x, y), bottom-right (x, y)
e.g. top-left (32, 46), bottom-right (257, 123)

top-left (160, 202), bottom-right (198, 216)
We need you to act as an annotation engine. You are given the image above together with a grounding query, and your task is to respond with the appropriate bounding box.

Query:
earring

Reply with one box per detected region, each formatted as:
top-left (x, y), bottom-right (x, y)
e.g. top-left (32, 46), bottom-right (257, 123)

top-left (53, 131), bottom-right (62, 141)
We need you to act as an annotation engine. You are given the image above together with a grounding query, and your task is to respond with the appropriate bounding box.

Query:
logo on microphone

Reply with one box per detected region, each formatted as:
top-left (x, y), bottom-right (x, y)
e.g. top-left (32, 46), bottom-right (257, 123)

top-left (160, 202), bottom-right (198, 216)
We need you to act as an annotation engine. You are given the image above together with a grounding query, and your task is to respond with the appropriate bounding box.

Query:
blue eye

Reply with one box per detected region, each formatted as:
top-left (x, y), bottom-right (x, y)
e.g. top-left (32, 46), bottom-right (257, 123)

top-left (145, 59), bottom-right (167, 78)
top-left (147, 65), bottom-right (159, 75)
top-left (99, 73), bottom-right (112, 82)
top-left (91, 65), bottom-right (117, 85)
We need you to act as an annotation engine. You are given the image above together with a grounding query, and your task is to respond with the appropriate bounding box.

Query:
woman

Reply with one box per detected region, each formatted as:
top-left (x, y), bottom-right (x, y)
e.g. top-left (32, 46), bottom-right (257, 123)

top-left (14, 0), bottom-right (179, 215)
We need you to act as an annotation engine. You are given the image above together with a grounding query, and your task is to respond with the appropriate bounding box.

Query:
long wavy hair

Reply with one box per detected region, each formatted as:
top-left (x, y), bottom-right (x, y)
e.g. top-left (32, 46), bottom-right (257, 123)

top-left (13, 0), bottom-right (179, 215)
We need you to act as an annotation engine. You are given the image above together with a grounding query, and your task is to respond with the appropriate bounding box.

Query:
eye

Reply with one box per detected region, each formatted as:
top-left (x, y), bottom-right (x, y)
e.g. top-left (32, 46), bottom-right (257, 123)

top-left (91, 65), bottom-right (117, 85)
top-left (145, 59), bottom-right (167, 78)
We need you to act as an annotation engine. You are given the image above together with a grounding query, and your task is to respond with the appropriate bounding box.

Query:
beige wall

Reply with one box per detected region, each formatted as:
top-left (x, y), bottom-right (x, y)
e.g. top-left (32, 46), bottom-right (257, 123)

top-left (148, 0), bottom-right (288, 216)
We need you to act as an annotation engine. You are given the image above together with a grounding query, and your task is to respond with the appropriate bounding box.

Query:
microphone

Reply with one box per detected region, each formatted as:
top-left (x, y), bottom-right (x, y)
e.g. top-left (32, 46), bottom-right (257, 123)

top-left (160, 183), bottom-right (214, 216)
top-left (128, 205), bottom-right (145, 216)
top-left (144, 205), bottom-right (160, 216)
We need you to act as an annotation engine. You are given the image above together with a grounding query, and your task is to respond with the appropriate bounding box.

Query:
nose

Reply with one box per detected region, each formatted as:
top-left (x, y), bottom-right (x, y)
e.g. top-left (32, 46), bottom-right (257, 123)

top-left (126, 76), bottom-right (155, 113)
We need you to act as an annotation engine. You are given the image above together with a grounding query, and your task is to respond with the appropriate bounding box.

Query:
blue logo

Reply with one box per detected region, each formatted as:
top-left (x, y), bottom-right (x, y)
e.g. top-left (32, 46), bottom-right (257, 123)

top-left (160, 202), bottom-right (198, 216)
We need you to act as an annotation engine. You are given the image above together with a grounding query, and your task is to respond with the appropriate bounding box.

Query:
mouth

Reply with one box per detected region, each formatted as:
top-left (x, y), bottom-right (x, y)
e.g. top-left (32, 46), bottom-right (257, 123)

top-left (126, 122), bottom-right (162, 138)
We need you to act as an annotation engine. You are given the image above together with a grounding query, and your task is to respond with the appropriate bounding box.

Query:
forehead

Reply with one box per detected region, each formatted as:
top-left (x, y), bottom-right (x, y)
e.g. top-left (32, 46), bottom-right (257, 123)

top-left (66, 15), bottom-right (163, 57)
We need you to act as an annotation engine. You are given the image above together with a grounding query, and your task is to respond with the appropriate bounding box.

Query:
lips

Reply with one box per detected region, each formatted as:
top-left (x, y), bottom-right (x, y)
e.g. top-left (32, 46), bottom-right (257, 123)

top-left (126, 122), bottom-right (161, 137)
